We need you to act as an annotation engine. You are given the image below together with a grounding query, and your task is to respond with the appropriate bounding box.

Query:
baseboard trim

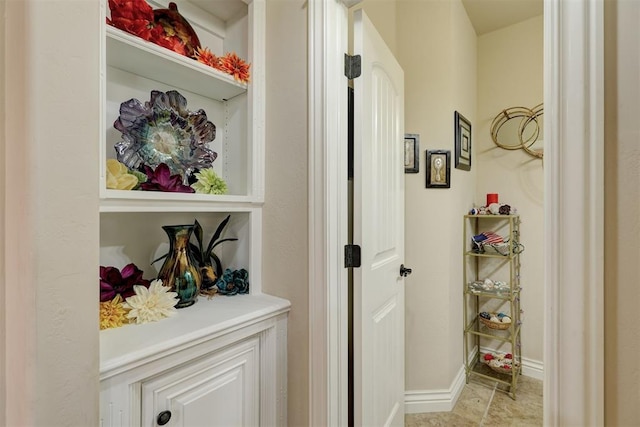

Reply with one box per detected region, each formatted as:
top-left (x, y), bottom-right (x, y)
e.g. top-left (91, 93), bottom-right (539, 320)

top-left (404, 365), bottom-right (466, 414)
top-left (404, 348), bottom-right (543, 414)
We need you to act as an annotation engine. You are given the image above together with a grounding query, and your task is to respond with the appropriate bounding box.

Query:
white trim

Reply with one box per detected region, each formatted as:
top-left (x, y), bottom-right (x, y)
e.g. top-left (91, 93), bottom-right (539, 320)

top-left (309, 0), bottom-right (605, 424)
top-left (308, 0), bottom-right (350, 426)
top-left (544, 0), bottom-right (604, 425)
top-left (521, 357), bottom-right (544, 381)
top-left (404, 366), bottom-right (466, 414)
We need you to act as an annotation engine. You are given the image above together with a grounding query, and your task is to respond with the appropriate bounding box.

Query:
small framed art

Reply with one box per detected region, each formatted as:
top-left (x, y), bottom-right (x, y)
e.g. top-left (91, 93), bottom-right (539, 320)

top-left (454, 111), bottom-right (471, 171)
top-left (404, 134), bottom-right (420, 173)
top-left (426, 150), bottom-right (451, 188)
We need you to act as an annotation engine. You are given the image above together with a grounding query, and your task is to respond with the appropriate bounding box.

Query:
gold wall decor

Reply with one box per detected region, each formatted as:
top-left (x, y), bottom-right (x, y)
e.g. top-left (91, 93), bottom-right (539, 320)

top-left (490, 104), bottom-right (543, 159)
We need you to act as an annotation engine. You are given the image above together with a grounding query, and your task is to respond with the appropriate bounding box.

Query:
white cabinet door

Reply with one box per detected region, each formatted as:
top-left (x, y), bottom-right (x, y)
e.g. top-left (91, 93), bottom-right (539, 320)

top-left (141, 337), bottom-right (260, 427)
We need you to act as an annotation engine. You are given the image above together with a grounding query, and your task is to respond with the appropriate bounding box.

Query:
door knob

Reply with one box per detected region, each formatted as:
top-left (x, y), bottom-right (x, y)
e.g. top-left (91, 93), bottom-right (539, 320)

top-left (400, 264), bottom-right (412, 277)
top-left (157, 410), bottom-right (172, 425)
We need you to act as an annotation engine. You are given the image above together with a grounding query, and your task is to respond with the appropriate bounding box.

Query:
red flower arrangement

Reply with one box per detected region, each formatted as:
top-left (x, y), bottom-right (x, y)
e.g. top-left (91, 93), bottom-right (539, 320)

top-left (108, 0), bottom-right (251, 83)
top-left (107, 0), bottom-right (161, 43)
top-left (100, 263), bottom-right (150, 302)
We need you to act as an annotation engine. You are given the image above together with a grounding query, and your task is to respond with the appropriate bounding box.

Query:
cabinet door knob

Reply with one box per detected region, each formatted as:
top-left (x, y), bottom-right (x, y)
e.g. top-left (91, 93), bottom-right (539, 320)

top-left (400, 264), bottom-right (412, 277)
top-left (157, 410), bottom-right (172, 425)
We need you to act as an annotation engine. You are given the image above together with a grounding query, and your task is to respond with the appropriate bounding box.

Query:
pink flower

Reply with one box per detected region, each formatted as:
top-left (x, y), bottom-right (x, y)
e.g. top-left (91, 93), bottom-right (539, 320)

top-left (140, 163), bottom-right (195, 193)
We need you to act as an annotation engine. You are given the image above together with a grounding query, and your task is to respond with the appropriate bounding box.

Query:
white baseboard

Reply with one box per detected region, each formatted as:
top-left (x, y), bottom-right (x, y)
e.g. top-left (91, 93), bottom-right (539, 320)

top-left (404, 365), bottom-right (466, 414)
top-left (404, 348), bottom-right (543, 414)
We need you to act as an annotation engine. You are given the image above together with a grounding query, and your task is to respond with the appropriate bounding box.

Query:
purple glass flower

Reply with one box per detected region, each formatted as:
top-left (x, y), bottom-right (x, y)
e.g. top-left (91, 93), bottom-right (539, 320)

top-left (100, 263), bottom-right (151, 302)
top-left (140, 163), bottom-right (195, 193)
top-left (113, 90), bottom-right (217, 184)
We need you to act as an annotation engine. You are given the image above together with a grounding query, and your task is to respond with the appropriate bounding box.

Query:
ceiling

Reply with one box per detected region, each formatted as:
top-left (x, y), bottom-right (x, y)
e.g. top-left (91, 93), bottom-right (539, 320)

top-left (461, 0), bottom-right (543, 35)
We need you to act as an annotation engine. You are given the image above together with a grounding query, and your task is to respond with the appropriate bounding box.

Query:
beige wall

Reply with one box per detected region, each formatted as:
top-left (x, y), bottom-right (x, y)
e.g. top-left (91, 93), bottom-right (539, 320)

top-left (604, 0), bottom-right (640, 424)
top-left (363, 0), bottom-right (543, 395)
top-left (477, 15), bottom-right (544, 364)
top-left (2, 0), bottom-right (101, 424)
top-left (263, 1), bottom-right (309, 425)
top-left (0, 0), bottom-right (6, 420)
top-left (395, 0), bottom-right (477, 390)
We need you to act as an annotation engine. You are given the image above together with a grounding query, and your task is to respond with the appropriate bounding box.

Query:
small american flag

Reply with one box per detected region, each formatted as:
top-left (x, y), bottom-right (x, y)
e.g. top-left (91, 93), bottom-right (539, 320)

top-left (473, 231), bottom-right (504, 245)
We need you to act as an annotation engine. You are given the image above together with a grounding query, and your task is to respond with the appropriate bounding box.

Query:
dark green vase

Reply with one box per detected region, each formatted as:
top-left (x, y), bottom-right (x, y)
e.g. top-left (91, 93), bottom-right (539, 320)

top-left (158, 225), bottom-right (201, 308)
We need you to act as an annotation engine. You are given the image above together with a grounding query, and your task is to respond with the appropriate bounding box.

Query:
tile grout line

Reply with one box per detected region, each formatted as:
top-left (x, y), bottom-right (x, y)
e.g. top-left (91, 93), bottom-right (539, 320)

top-left (479, 382), bottom-right (498, 427)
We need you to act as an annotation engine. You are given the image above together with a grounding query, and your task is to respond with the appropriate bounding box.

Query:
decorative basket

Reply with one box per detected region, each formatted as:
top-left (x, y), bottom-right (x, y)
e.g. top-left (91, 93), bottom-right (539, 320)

top-left (483, 352), bottom-right (520, 374)
top-left (479, 314), bottom-right (511, 330)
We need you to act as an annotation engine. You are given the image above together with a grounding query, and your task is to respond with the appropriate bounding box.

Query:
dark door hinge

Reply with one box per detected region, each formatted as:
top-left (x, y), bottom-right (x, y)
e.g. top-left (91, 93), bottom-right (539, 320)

top-left (345, 54), bottom-right (362, 80)
top-left (345, 244), bottom-right (361, 268)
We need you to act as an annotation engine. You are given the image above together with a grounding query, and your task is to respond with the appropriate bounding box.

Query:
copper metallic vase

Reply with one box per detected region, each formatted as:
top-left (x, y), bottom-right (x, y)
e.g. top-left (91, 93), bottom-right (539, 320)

top-left (158, 224), bottom-right (201, 308)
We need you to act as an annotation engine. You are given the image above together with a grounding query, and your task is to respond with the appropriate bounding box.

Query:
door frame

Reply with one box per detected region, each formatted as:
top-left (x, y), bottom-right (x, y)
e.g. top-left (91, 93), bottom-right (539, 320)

top-left (308, 0), bottom-right (604, 425)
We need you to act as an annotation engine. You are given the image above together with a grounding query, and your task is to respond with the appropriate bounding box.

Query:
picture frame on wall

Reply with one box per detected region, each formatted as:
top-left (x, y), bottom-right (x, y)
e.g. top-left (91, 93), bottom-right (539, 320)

top-left (454, 111), bottom-right (472, 171)
top-left (404, 134), bottom-right (420, 173)
top-left (426, 150), bottom-right (451, 188)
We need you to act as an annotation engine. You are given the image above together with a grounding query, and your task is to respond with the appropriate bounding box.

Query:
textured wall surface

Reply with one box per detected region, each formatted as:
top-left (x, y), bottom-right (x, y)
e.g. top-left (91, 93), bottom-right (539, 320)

top-left (263, 1), bottom-right (310, 425)
top-left (476, 15), bottom-right (544, 365)
top-left (395, 0), bottom-right (477, 391)
top-left (3, 0), bottom-right (101, 425)
top-left (604, 0), bottom-right (640, 424)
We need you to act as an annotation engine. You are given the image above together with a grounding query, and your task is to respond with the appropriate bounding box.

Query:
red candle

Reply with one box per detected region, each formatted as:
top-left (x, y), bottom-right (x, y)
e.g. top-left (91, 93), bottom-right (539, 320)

top-left (486, 193), bottom-right (499, 206)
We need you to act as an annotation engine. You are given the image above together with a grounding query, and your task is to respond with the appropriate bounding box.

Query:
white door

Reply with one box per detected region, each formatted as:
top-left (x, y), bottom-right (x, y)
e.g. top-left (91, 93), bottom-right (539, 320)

top-left (352, 9), bottom-right (406, 427)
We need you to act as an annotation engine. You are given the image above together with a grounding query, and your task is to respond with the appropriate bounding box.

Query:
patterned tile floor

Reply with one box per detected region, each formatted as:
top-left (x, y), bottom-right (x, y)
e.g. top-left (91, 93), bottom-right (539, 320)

top-left (405, 374), bottom-right (543, 426)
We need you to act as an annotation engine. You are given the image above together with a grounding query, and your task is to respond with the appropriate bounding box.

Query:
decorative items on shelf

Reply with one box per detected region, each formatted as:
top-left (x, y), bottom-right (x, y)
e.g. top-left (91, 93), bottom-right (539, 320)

top-left (463, 213), bottom-right (522, 398)
top-left (107, 0), bottom-right (251, 83)
top-left (100, 215), bottom-right (248, 330)
top-left (479, 311), bottom-right (512, 330)
top-left (99, 263), bottom-right (178, 330)
top-left (483, 352), bottom-right (520, 374)
top-left (467, 278), bottom-right (511, 295)
top-left (108, 90), bottom-right (229, 194)
top-left (157, 224), bottom-right (202, 308)
top-left (216, 268), bottom-right (250, 296)
top-left (189, 216), bottom-right (238, 292)
top-left (468, 194), bottom-right (517, 216)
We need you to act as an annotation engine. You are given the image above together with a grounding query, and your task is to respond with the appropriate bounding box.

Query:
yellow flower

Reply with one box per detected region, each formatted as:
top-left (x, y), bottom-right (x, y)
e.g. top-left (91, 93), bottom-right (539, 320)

top-left (123, 280), bottom-right (179, 324)
top-left (100, 294), bottom-right (129, 330)
top-left (106, 159), bottom-right (139, 190)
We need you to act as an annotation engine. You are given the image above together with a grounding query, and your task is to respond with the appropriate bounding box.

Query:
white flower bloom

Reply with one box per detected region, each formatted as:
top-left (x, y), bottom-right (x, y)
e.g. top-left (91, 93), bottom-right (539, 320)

top-left (123, 280), bottom-right (179, 324)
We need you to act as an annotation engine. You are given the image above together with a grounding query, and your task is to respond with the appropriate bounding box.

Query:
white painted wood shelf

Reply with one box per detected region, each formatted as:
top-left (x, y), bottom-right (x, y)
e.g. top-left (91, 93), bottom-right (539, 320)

top-left (100, 293), bottom-right (290, 377)
top-left (106, 26), bottom-right (247, 102)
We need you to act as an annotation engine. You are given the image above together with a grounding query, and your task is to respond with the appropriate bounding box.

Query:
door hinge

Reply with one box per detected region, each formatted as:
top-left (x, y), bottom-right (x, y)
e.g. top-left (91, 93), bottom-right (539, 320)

top-left (344, 244), bottom-right (361, 268)
top-left (344, 54), bottom-right (362, 79)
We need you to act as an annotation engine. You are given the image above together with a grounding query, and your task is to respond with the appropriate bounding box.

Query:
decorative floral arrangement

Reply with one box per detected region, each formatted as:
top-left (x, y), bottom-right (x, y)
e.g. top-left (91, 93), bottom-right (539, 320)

top-left (216, 268), bottom-right (250, 295)
top-left (106, 159), bottom-right (141, 190)
top-left (100, 263), bottom-right (150, 302)
top-left (141, 163), bottom-right (194, 193)
top-left (191, 167), bottom-right (228, 195)
top-left (107, 0), bottom-right (251, 83)
top-left (100, 264), bottom-right (179, 330)
top-left (194, 48), bottom-right (251, 83)
top-left (110, 89), bottom-right (229, 195)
